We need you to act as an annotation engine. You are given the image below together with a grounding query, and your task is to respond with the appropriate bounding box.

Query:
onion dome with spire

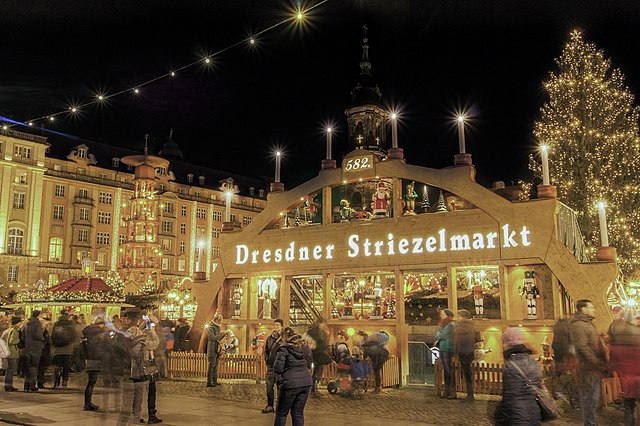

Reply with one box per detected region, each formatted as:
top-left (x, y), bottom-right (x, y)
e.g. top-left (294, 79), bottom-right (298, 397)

top-left (345, 26), bottom-right (387, 154)
top-left (158, 128), bottom-right (184, 161)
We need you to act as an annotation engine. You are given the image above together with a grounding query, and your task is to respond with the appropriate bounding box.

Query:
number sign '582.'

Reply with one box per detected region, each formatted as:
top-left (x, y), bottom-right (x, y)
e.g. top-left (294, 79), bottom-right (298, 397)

top-left (344, 156), bottom-right (373, 172)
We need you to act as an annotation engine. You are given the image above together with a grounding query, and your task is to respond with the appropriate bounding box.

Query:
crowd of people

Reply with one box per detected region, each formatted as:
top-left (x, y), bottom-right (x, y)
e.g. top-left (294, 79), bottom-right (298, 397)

top-left (227, 316), bottom-right (391, 426)
top-left (435, 300), bottom-right (639, 426)
top-left (0, 309), bottom-right (192, 425)
top-left (1, 300), bottom-right (636, 425)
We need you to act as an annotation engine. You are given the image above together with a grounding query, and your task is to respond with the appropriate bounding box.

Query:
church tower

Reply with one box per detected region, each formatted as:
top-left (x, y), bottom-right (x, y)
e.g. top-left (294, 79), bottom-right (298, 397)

top-left (345, 27), bottom-right (387, 154)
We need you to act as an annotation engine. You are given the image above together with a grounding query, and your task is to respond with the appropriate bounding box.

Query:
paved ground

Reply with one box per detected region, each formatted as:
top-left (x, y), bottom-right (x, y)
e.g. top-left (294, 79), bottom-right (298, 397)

top-left (0, 376), bottom-right (625, 425)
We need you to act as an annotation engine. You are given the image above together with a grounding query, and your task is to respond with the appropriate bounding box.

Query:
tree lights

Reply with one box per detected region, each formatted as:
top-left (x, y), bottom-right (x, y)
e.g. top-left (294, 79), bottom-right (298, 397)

top-left (533, 30), bottom-right (640, 279)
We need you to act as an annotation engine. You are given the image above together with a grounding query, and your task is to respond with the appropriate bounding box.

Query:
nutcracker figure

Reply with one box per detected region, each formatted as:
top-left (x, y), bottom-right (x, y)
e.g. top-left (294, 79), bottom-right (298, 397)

top-left (521, 271), bottom-right (540, 319)
top-left (473, 284), bottom-right (485, 318)
top-left (343, 282), bottom-right (354, 318)
top-left (305, 193), bottom-right (318, 224)
top-left (403, 181), bottom-right (418, 215)
top-left (231, 283), bottom-right (243, 318)
top-left (372, 182), bottom-right (390, 218)
top-left (371, 282), bottom-right (384, 319)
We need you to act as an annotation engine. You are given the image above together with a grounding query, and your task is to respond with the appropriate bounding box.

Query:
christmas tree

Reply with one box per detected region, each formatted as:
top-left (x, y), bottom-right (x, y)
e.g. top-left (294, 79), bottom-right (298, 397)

top-left (294, 207), bottom-right (301, 227)
top-left (532, 30), bottom-right (640, 276)
top-left (142, 275), bottom-right (158, 295)
top-left (436, 190), bottom-right (447, 212)
top-left (421, 185), bottom-right (431, 213)
top-left (105, 270), bottom-right (125, 297)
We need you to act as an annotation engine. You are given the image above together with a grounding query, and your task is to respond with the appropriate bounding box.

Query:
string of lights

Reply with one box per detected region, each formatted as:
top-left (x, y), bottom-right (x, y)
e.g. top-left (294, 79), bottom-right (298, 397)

top-left (532, 30), bottom-right (640, 287)
top-left (3, 0), bottom-right (330, 132)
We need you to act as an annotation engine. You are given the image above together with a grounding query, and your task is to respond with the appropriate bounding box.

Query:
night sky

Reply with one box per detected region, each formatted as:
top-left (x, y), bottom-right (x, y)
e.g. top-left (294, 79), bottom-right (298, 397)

top-left (2, 0), bottom-right (639, 187)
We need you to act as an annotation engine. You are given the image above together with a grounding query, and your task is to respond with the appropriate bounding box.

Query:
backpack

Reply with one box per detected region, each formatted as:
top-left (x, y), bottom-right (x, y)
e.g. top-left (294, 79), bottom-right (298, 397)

top-left (51, 323), bottom-right (76, 347)
top-left (17, 328), bottom-right (26, 350)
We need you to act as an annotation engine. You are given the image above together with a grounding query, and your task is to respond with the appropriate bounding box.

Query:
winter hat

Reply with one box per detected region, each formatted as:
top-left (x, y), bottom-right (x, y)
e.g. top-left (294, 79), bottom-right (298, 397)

top-left (502, 327), bottom-right (526, 349)
top-left (11, 316), bottom-right (21, 325)
top-left (443, 309), bottom-right (455, 318)
top-left (457, 309), bottom-right (472, 319)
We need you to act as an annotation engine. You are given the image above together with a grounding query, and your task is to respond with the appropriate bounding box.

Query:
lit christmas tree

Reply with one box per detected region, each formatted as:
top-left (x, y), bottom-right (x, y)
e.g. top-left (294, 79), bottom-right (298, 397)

top-left (436, 190), bottom-right (447, 212)
top-left (105, 271), bottom-right (125, 297)
top-left (532, 30), bottom-right (640, 276)
top-left (294, 207), bottom-right (301, 227)
top-left (421, 185), bottom-right (431, 213)
top-left (142, 275), bottom-right (158, 295)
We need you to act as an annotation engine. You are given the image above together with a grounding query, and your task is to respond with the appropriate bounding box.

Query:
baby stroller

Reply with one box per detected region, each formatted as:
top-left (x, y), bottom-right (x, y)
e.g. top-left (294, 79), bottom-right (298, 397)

top-left (327, 345), bottom-right (367, 398)
top-left (327, 340), bottom-right (354, 396)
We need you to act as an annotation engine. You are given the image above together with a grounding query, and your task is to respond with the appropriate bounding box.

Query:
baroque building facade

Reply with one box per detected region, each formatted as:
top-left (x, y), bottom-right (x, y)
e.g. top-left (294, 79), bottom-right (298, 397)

top-left (0, 129), bottom-right (268, 295)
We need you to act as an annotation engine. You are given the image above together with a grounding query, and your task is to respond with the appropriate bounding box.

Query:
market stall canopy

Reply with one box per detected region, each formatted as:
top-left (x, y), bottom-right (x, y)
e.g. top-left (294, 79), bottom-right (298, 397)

top-left (48, 277), bottom-right (111, 293)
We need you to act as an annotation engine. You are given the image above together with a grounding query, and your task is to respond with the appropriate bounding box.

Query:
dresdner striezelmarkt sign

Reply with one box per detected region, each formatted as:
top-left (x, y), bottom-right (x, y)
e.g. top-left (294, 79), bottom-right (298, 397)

top-left (235, 224), bottom-right (531, 266)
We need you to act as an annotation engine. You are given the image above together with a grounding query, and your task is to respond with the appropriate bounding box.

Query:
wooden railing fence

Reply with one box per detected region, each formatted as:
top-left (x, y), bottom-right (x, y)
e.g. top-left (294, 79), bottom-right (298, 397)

top-left (167, 352), bottom-right (399, 388)
top-left (434, 361), bottom-right (622, 406)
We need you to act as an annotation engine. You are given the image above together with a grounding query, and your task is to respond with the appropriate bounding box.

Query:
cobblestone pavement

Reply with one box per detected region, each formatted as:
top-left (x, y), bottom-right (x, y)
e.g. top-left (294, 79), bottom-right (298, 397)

top-left (3, 375), bottom-right (625, 425)
top-left (158, 377), bottom-right (624, 426)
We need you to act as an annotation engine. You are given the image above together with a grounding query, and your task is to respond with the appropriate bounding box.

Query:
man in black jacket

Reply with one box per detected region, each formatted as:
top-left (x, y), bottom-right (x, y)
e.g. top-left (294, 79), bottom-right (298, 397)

top-left (262, 318), bottom-right (283, 413)
top-left (23, 310), bottom-right (45, 392)
top-left (206, 313), bottom-right (227, 388)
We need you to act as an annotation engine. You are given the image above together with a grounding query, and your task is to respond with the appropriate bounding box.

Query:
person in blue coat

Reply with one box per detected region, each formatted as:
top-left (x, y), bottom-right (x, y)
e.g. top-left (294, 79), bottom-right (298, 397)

top-left (435, 309), bottom-right (457, 399)
top-left (273, 327), bottom-right (312, 426)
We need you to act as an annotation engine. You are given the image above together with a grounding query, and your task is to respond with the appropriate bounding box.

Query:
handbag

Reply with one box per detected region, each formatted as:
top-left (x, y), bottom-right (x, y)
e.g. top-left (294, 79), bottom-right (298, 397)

top-left (130, 347), bottom-right (160, 383)
top-left (508, 360), bottom-right (562, 422)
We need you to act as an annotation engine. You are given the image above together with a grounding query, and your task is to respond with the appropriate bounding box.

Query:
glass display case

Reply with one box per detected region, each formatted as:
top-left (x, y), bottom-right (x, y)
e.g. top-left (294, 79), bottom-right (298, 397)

top-left (331, 273), bottom-right (395, 319)
top-left (455, 265), bottom-right (501, 319)
top-left (404, 269), bottom-right (448, 324)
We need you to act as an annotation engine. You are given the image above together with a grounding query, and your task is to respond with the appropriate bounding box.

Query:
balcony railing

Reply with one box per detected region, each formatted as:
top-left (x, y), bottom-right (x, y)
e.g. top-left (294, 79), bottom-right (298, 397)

top-left (46, 169), bottom-right (134, 190)
top-left (73, 196), bottom-right (94, 205)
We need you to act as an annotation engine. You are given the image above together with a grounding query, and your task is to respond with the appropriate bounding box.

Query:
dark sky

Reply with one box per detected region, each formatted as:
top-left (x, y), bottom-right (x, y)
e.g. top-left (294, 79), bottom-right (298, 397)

top-left (2, 0), bottom-right (639, 187)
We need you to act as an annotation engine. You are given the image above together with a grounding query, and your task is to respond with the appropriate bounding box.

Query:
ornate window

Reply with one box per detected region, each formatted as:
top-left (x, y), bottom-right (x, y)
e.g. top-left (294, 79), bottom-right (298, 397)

top-left (7, 265), bottom-right (18, 282)
top-left (99, 192), bottom-right (113, 205)
top-left (79, 208), bottom-right (90, 222)
top-left (78, 229), bottom-right (89, 243)
top-left (12, 192), bottom-right (25, 209)
top-left (96, 232), bottom-right (110, 245)
top-left (8, 228), bottom-right (24, 254)
top-left (55, 184), bottom-right (65, 197)
top-left (53, 205), bottom-right (64, 220)
top-left (98, 211), bottom-right (111, 225)
top-left (49, 237), bottom-right (63, 262)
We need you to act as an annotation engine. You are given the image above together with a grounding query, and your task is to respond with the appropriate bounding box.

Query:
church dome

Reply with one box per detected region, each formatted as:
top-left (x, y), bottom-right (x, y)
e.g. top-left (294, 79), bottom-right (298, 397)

top-left (158, 129), bottom-right (184, 161)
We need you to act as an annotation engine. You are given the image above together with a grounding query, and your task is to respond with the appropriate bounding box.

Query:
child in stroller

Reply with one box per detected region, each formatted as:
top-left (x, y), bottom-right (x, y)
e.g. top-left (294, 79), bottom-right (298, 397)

top-left (327, 331), bottom-right (356, 396)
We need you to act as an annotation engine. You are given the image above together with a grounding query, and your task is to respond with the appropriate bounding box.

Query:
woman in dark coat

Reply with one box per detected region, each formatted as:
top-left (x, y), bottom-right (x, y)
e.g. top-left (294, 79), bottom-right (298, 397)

top-left (306, 318), bottom-right (331, 395)
top-left (273, 327), bottom-right (312, 426)
top-left (497, 327), bottom-right (542, 426)
top-left (82, 317), bottom-right (108, 411)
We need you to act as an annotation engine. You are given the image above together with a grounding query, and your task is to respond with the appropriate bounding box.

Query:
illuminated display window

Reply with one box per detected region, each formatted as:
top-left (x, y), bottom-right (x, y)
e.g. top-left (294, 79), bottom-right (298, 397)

top-left (455, 265), bottom-right (501, 319)
top-left (331, 273), bottom-right (395, 320)
top-left (404, 269), bottom-right (448, 324)
top-left (251, 276), bottom-right (280, 320)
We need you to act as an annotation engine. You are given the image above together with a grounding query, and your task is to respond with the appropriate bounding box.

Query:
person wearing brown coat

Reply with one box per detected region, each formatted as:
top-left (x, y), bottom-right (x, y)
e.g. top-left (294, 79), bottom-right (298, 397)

top-left (569, 299), bottom-right (608, 426)
top-left (453, 309), bottom-right (478, 402)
